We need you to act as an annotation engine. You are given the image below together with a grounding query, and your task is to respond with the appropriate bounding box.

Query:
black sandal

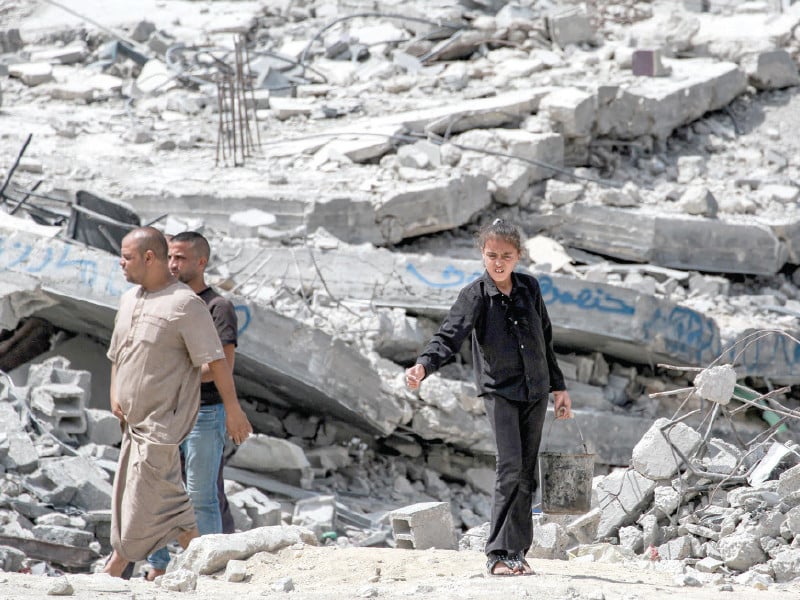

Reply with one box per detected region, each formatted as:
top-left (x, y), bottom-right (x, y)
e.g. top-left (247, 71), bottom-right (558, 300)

top-left (508, 551), bottom-right (534, 576)
top-left (486, 552), bottom-right (518, 576)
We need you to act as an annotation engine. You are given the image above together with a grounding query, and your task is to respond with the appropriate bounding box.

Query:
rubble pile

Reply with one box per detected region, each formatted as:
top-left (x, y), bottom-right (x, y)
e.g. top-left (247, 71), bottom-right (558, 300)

top-left (510, 365), bottom-right (800, 591)
top-left (0, 0), bottom-right (800, 592)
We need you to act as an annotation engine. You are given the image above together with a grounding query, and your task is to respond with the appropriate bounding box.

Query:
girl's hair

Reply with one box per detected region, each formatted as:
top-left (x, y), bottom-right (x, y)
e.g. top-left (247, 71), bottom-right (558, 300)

top-left (476, 218), bottom-right (523, 253)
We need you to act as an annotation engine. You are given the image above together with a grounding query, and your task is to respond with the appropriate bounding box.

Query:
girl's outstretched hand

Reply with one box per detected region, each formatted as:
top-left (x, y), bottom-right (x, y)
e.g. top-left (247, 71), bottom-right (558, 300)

top-left (405, 364), bottom-right (426, 390)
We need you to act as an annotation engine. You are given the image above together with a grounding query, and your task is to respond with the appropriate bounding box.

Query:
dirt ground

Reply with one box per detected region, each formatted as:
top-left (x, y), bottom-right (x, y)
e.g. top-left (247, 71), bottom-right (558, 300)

top-left (1, 546), bottom-right (799, 600)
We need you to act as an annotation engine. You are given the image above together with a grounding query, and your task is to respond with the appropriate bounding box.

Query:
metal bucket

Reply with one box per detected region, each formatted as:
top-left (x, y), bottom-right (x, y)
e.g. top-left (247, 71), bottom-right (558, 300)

top-left (538, 420), bottom-right (594, 514)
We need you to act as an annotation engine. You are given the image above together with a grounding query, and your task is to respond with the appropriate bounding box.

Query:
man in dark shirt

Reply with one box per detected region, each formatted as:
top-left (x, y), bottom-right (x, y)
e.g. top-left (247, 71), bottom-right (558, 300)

top-left (146, 231), bottom-right (243, 579)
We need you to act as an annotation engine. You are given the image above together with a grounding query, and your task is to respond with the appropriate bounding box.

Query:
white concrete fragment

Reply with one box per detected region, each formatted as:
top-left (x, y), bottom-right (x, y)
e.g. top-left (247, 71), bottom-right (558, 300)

top-left (631, 418), bottom-right (702, 480)
top-left (173, 525), bottom-right (318, 575)
top-left (718, 530), bottom-right (767, 571)
top-left (9, 62), bottom-right (54, 86)
top-left (159, 568), bottom-right (197, 591)
top-left (224, 559), bottom-right (248, 582)
top-left (693, 364), bottom-right (736, 405)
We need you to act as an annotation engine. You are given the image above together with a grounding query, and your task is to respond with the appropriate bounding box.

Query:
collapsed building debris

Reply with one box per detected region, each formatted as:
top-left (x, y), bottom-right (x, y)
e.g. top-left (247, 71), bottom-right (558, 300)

top-left (1, 0), bottom-right (800, 594)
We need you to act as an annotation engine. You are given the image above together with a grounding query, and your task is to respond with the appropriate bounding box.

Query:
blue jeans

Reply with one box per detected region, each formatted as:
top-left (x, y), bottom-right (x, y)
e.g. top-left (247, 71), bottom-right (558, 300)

top-left (148, 403), bottom-right (226, 570)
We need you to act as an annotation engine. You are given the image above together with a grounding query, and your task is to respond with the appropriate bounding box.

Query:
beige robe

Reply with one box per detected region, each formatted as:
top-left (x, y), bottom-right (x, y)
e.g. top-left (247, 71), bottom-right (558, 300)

top-left (107, 281), bottom-right (225, 561)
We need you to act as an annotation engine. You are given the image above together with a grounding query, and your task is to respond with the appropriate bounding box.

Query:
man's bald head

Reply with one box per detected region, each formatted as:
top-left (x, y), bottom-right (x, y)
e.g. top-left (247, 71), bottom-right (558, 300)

top-left (123, 227), bottom-right (169, 261)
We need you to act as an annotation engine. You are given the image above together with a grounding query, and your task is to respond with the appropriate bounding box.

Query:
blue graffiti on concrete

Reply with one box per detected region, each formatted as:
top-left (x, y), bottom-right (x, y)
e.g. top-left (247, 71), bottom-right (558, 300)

top-left (1, 233), bottom-right (255, 335)
top-left (55, 245), bottom-right (100, 287)
top-left (405, 263), bottom-right (481, 288)
top-left (0, 234), bottom-right (116, 293)
top-left (235, 304), bottom-right (251, 336)
top-left (538, 275), bottom-right (635, 315)
top-left (642, 306), bottom-right (719, 364)
top-left (724, 331), bottom-right (800, 375)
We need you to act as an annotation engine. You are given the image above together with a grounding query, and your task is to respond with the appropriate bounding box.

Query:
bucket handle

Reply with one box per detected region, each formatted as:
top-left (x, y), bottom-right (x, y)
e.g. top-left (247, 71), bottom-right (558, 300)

top-left (543, 415), bottom-right (590, 454)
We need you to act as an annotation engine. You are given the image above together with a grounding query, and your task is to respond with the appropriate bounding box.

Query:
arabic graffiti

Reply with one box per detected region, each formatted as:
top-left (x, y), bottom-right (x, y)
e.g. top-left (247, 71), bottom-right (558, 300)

top-left (0, 235), bottom-right (113, 292)
top-left (0, 233), bottom-right (253, 334)
top-left (538, 275), bottom-right (635, 315)
top-left (642, 306), bottom-right (719, 364)
top-left (724, 332), bottom-right (800, 376)
top-left (405, 263), bottom-right (481, 288)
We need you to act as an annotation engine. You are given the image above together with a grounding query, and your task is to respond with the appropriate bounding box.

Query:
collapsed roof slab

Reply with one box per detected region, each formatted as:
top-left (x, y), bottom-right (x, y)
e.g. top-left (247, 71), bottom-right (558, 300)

top-left (231, 302), bottom-right (411, 437)
top-left (0, 273), bottom-right (58, 331)
top-left (372, 173), bottom-right (491, 244)
top-left (0, 218), bottom-right (410, 435)
top-left (596, 58), bottom-right (747, 140)
top-left (232, 241), bottom-right (722, 369)
top-left (552, 203), bottom-right (788, 276)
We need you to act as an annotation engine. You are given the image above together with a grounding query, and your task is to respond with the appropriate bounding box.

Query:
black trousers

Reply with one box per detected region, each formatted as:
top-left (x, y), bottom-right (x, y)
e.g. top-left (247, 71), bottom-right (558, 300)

top-left (483, 393), bottom-right (549, 556)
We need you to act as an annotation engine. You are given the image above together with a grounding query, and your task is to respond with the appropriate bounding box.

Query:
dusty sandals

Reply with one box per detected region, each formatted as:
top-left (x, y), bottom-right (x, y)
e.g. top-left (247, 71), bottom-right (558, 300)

top-left (509, 551), bottom-right (534, 575)
top-left (486, 551), bottom-right (534, 576)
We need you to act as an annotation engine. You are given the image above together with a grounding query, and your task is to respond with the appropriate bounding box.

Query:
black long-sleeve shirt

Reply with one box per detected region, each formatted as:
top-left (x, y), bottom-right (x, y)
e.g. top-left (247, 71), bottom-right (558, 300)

top-left (416, 271), bottom-right (565, 403)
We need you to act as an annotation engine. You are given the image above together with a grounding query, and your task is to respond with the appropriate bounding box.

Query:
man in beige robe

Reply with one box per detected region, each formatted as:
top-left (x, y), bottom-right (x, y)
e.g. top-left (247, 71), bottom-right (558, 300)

top-left (103, 227), bottom-right (252, 577)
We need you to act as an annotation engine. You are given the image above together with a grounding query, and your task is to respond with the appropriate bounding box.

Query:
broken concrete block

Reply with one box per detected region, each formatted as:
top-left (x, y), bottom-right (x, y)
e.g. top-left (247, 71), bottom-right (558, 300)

top-left (529, 520), bottom-right (568, 559)
top-left (658, 534), bottom-right (696, 560)
top-left (8, 62), bottom-right (54, 86)
top-left (131, 20), bottom-right (156, 43)
top-left (26, 358), bottom-right (90, 393)
top-left (228, 434), bottom-right (313, 489)
top-left (596, 469), bottom-right (658, 539)
top-left (396, 143), bottom-right (433, 170)
top-left (83, 408), bottom-right (122, 446)
top-left (545, 179), bottom-right (584, 206)
top-left (678, 185), bottom-right (718, 218)
top-left (0, 431), bottom-right (38, 474)
top-left (228, 209), bottom-right (277, 238)
top-left (132, 59), bottom-right (176, 96)
top-left (305, 446), bottom-right (351, 476)
top-left (677, 155), bottom-right (707, 184)
top-left (0, 28), bottom-right (23, 53)
top-left (160, 569), bottom-right (197, 592)
top-left (464, 467), bottom-right (494, 496)
top-left (777, 464), bottom-right (800, 498)
top-left (554, 202), bottom-right (788, 276)
top-left (693, 364), bottom-right (736, 405)
top-left (454, 129), bottom-right (563, 205)
top-left (596, 58), bottom-right (747, 140)
top-left (390, 501), bottom-right (457, 550)
top-left (653, 485), bottom-right (681, 517)
top-left (770, 548), bottom-right (800, 583)
top-left (224, 559), bottom-right (248, 582)
top-left (632, 418), bottom-right (702, 480)
top-left (30, 384), bottom-right (87, 435)
top-left (742, 49), bottom-right (800, 90)
top-left (565, 507), bottom-right (601, 545)
top-left (548, 8), bottom-right (594, 48)
top-left (695, 556), bottom-right (725, 573)
top-left (26, 456), bottom-right (112, 511)
top-left (618, 525), bottom-right (643, 553)
top-left (539, 88), bottom-right (596, 138)
top-left (269, 97), bottom-right (314, 120)
top-left (229, 488), bottom-right (282, 530)
top-left (172, 525), bottom-right (318, 575)
top-left (0, 545), bottom-right (26, 572)
top-left (32, 524), bottom-right (95, 548)
top-left (374, 173), bottom-right (491, 244)
top-left (718, 530), bottom-right (767, 571)
top-left (29, 42), bottom-right (88, 65)
top-left (704, 438), bottom-right (744, 474)
top-left (292, 495), bottom-right (335, 537)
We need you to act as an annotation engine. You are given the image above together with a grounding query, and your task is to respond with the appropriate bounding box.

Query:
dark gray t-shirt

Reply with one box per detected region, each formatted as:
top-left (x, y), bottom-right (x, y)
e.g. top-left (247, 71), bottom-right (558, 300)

top-left (198, 287), bottom-right (238, 406)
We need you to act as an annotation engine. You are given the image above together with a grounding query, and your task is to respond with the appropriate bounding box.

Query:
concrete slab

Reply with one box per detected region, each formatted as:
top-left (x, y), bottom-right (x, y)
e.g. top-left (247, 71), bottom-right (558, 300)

top-left (596, 58), bottom-right (747, 140)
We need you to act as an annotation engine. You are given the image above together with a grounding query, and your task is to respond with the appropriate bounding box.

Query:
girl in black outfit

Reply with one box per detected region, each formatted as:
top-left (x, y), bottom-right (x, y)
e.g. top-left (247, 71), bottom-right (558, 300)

top-left (406, 218), bottom-right (573, 576)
